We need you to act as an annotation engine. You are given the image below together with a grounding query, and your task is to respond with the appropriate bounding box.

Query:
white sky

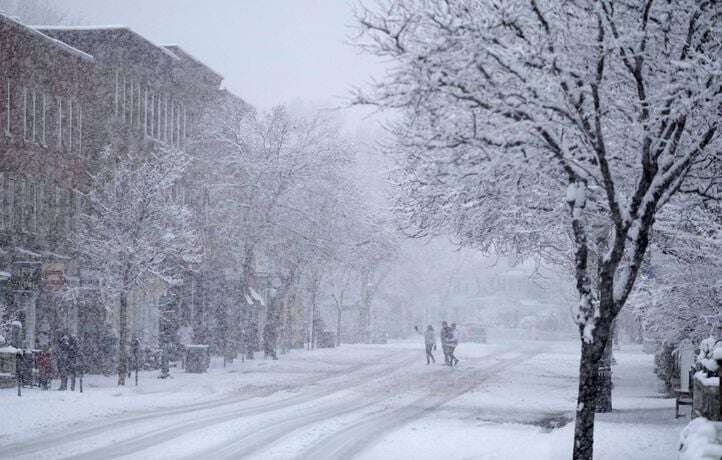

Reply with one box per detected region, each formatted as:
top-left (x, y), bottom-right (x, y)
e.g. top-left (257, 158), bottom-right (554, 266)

top-left (52, 0), bottom-right (385, 112)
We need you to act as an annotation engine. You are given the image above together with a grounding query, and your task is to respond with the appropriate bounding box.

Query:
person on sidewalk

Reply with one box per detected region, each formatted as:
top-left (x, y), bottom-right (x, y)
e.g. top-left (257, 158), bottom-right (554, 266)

top-left (56, 333), bottom-right (71, 390)
top-left (37, 346), bottom-right (52, 390)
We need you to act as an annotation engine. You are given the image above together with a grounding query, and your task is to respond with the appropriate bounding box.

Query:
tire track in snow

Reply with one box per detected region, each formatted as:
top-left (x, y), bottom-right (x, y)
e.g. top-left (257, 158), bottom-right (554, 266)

top-left (212, 349), bottom-right (539, 459)
top-left (0, 352), bottom-right (417, 460)
top-left (294, 349), bottom-right (543, 460)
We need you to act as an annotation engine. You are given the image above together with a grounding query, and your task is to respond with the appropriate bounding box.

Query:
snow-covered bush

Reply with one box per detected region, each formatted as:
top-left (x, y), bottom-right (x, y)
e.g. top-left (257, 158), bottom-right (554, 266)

top-left (678, 417), bottom-right (722, 460)
top-left (655, 341), bottom-right (679, 393)
top-left (697, 338), bottom-right (721, 377)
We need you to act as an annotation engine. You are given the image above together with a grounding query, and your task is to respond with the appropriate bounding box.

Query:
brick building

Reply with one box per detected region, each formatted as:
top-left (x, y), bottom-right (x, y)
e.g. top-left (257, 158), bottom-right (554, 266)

top-left (0, 13), bottom-right (231, 353)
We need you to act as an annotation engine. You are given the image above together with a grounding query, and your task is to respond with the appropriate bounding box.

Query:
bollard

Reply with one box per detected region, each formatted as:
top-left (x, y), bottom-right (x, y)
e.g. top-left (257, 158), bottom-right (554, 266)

top-left (16, 351), bottom-right (22, 397)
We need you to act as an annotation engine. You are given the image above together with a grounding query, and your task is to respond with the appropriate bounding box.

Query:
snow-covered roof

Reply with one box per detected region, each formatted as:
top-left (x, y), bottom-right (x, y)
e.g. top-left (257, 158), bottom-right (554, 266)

top-left (42, 251), bottom-right (72, 260)
top-left (162, 44), bottom-right (223, 81)
top-left (0, 271), bottom-right (10, 280)
top-left (15, 247), bottom-right (41, 258)
top-left (0, 13), bottom-right (94, 62)
top-left (33, 25), bottom-right (180, 63)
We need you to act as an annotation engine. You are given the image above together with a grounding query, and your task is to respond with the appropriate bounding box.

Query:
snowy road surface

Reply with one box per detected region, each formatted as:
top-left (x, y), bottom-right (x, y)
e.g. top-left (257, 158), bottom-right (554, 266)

top-left (0, 341), bottom-right (683, 459)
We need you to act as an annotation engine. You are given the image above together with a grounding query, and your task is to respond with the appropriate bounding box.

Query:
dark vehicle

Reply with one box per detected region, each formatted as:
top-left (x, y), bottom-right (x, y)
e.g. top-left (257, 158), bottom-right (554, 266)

top-left (463, 323), bottom-right (487, 343)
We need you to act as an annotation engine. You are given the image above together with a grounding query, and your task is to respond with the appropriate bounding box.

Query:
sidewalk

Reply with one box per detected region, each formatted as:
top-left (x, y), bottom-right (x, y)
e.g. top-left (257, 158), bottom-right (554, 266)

top-left (360, 341), bottom-right (686, 460)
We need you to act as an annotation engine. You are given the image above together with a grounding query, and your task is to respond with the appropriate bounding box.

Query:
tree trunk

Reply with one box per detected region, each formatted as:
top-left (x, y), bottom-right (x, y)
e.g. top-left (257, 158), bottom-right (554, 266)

top-left (336, 309), bottom-right (342, 347)
top-left (596, 334), bottom-right (613, 412)
top-left (117, 290), bottom-right (128, 386)
top-left (572, 339), bottom-right (602, 460)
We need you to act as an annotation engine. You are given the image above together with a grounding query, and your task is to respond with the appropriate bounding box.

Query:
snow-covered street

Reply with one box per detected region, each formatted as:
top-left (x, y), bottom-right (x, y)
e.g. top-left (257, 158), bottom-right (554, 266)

top-left (0, 340), bottom-right (683, 459)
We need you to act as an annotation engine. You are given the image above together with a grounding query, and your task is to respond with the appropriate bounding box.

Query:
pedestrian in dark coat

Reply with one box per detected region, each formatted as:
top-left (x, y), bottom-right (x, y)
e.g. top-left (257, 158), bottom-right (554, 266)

top-left (56, 333), bottom-right (71, 390)
top-left (440, 321), bottom-right (451, 365)
top-left (68, 335), bottom-right (80, 391)
top-left (448, 323), bottom-right (460, 367)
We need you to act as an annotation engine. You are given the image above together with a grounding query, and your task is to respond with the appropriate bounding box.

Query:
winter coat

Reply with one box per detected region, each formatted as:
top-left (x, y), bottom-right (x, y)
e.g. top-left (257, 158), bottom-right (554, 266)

top-left (424, 329), bottom-right (435, 347)
top-left (37, 351), bottom-right (52, 377)
top-left (448, 328), bottom-right (459, 346)
top-left (440, 326), bottom-right (451, 347)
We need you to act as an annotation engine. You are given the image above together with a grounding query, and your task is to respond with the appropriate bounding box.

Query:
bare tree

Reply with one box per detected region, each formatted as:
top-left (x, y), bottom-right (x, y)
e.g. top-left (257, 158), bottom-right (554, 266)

top-left (354, 2), bottom-right (722, 458)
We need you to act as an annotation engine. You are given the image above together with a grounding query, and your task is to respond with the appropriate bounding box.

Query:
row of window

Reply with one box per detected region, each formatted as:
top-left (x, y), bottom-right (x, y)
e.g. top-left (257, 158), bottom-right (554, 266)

top-left (1, 78), bottom-right (83, 154)
top-left (114, 72), bottom-right (188, 149)
top-left (0, 172), bottom-right (88, 238)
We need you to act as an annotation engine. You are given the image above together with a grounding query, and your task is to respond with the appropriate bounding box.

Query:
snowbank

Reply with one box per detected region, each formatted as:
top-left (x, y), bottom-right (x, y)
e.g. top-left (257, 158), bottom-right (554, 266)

top-left (678, 418), bottom-right (722, 460)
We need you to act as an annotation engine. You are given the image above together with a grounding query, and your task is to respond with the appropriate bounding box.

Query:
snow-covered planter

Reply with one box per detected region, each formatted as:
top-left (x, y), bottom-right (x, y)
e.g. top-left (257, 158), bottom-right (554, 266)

top-left (697, 338), bottom-right (721, 376)
top-left (692, 339), bottom-right (722, 420)
top-left (679, 417), bottom-right (722, 459)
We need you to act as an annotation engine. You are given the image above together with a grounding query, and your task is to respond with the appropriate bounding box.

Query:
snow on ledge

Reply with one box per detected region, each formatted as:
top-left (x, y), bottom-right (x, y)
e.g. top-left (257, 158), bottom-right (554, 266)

top-left (679, 417), bottom-right (722, 460)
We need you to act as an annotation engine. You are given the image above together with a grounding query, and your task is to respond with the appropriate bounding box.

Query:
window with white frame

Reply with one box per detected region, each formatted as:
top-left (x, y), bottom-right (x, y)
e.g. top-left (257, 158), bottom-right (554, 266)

top-left (40, 94), bottom-right (46, 146)
top-left (0, 172), bottom-right (4, 230)
top-left (68, 98), bottom-right (73, 151)
top-left (22, 87), bottom-right (29, 141)
top-left (57, 96), bottom-right (63, 149)
top-left (4, 78), bottom-right (10, 137)
top-left (5, 175), bottom-right (15, 229)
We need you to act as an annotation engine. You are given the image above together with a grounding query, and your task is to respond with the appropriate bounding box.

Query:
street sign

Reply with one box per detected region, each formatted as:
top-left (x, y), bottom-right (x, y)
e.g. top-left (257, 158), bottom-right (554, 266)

top-left (42, 262), bottom-right (65, 290)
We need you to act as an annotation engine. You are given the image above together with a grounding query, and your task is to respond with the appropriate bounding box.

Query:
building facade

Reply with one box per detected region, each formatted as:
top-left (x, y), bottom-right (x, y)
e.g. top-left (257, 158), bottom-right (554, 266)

top-left (0, 14), bottom-right (232, 355)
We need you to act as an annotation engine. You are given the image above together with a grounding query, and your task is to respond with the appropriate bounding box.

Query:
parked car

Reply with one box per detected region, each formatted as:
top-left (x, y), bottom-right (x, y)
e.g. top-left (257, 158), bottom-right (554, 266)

top-left (463, 323), bottom-right (487, 343)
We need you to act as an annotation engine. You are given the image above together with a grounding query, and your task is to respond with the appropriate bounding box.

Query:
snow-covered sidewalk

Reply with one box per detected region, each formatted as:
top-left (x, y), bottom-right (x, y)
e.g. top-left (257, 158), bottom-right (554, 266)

top-left (0, 340), bottom-right (683, 459)
top-left (361, 341), bottom-right (685, 460)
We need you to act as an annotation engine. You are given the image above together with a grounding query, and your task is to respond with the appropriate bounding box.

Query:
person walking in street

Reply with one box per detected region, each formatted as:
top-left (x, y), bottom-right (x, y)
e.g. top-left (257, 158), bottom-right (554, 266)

top-left (448, 323), bottom-right (460, 367)
top-left (440, 321), bottom-right (451, 365)
top-left (414, 325), bottom-right (437, 364)
top-left (423, 325), bottom-right (436, 364)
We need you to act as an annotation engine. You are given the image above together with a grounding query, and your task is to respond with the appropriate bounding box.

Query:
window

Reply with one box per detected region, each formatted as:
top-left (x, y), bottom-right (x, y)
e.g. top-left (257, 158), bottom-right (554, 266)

top-left (5, 175), bottom-right (14, 229)
top-left (183, 107), bottom-right (187, 144)
top-left (169, 101), bottom-right (174, 145)
top-left (24, 180), bottom-right (36, 233)
top-left (114, 71), bottom-right (119, 117)
top-left (40, 94), bottom-right (46, 146)
top-left (143, 87), bottom-right (148, 136)
top-left (129, 79), bottom-right (133, 127)
top-left (57, 96), bottom-right (63, 149)
top-left (55, 186), bottom-right (65, 236)
top-left (163, 96), bottom-right (167, 143)
top-left (4, 78), bottom-right (10, 137)
top-left (68, 99), bottom-right (73, 151)
top-left (156, 93), bottom-right (162, 140)
top-left (13, 178), bottom-right (23, 231)
top-left (77, 103), bottom-right (82, 154)
top-left (22, 87), bottom-right (28, 141)
top-left (149, 92), bottom-right (155, 138)
top-left (31, 91), bottom-right (37, 143)
top-left (0, 172), bottom-right (4, 229)
top-left (35, 181), bottom-right (44, 235)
